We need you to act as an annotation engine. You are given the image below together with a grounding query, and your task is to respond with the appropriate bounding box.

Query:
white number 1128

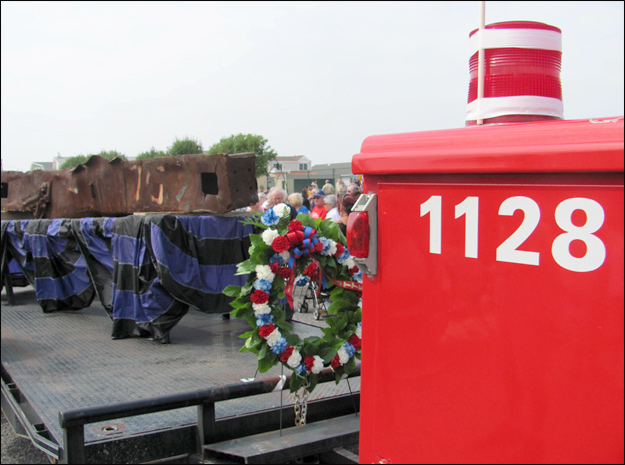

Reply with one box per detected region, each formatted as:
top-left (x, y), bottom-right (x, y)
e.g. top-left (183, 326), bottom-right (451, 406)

top-left (419, 195), bottom-right (606, 272)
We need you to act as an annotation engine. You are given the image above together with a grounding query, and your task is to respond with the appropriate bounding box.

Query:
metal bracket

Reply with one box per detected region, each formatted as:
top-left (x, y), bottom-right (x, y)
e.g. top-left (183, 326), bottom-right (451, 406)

top-left (351, 193), bottom-right (377, 276)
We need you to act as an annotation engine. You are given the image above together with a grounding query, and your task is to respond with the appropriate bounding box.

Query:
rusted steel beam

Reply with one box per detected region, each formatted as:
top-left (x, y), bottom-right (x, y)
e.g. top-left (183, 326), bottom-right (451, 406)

top-left (1, 153), bottom-right (258, 218)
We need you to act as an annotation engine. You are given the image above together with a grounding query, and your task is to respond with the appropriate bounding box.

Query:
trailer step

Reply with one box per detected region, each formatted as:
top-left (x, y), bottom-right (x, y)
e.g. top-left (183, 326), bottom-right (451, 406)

top-left (201, 413), bottom-right (359, 464)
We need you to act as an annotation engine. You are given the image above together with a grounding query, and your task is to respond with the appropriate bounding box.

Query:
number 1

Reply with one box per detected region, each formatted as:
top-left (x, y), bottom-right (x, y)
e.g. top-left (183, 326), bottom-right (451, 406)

top-left (455, 196), bottom-right (479, 258)
top-left (420, 195), bottom-right (442, 254)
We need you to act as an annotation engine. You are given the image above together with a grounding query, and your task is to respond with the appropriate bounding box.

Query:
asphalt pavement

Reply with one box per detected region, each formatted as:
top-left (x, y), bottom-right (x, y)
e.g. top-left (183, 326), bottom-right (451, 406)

top-left (1, 411), bottom-right (51, 464)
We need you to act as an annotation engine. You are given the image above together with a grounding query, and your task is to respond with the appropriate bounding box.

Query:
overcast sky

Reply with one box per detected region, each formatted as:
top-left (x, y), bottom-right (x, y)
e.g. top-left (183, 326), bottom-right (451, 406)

top-left (1, 1), bottom-right (623, 172)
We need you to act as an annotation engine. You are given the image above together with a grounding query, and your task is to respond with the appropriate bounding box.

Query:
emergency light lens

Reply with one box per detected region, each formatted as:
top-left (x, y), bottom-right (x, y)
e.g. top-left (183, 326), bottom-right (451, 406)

top-left (347, 212), bottom-right (370, 258)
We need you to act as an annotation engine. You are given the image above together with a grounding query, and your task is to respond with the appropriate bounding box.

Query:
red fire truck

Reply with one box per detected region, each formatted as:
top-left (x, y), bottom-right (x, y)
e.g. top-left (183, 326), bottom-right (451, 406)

top-left (348, 116), bottom-right (624, 463)
top-left (347, 16), bottom-right (623, 463)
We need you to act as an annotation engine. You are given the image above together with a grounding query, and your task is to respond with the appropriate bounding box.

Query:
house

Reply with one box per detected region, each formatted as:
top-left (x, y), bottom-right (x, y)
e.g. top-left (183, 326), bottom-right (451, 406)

top-left (258, 156), bottom-right (358, 195)
top-left (30, 154), bottom-right (68, 171)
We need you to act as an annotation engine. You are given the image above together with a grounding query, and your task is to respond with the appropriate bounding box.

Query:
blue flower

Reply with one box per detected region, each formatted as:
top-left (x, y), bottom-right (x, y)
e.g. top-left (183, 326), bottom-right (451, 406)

top-left (256, 313), bottom-right (274, 326)
top-left (269, 254), bottom-right (285, 266)
top-left (343, 342), bottom-right (356, 358)
top-left (253, 279), bottom-right (272, 292)
top-left (337, 249), bottom-right (350, 264)
top-left (261, 208), bottom-right (280, 226)
top-left (295, 363), bottom-right (307, 376)
top-left (295, 275), bottom-right (309, 287)
top-left (270, 337), bottom-right (288, 354)
top-left (319, 237), bottom-right (334, 255)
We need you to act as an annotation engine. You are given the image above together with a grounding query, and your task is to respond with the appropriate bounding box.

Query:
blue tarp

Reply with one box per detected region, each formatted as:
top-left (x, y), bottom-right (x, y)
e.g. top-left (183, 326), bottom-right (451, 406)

top-left (1, 215), bottom-right (253, 342)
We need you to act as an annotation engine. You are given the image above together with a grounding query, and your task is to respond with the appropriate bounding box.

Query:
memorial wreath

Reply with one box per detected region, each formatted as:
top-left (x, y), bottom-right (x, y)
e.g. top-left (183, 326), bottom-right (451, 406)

top-left (224, 203), bottom-right (363, 394)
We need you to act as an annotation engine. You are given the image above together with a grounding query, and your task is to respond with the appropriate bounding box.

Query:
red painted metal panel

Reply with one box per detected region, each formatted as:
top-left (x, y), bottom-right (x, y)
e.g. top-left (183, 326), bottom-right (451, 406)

top-left (358, 120), bottom-right (624, 464)
top-left (352, 117), bottom-right (624, 175)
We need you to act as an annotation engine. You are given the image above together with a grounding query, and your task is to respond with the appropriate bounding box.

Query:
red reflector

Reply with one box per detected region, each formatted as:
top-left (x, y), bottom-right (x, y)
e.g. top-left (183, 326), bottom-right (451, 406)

top-left (347, 212), bottom-right (370, 258)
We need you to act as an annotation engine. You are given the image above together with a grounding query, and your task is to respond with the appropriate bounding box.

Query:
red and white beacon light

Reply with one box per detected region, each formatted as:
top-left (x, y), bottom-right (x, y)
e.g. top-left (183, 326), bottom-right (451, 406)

top-left (466, 21), bottom-right (564, 126)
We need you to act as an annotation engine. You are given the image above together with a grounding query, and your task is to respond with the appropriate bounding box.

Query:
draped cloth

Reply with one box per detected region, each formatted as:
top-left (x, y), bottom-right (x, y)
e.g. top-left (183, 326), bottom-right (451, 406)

top-left (1, 215), bottom-right (253, 342)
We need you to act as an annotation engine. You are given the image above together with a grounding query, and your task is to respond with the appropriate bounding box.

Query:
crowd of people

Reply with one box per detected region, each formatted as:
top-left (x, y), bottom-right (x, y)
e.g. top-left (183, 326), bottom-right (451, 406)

top-left (250, 178), bottom-right (362, 235)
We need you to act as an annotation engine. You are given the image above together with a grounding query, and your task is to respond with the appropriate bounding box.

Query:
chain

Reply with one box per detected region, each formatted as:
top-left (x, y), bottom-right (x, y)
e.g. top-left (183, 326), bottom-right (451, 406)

top-left (293, 381), bottom-right (309, 426)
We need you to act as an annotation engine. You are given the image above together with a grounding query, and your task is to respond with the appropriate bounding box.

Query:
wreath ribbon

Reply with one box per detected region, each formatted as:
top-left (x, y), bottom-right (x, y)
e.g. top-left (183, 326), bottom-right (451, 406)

top-left (326, 275), bottom-right (363, 292)
top-left (288, 227), bottom-right (319, 269)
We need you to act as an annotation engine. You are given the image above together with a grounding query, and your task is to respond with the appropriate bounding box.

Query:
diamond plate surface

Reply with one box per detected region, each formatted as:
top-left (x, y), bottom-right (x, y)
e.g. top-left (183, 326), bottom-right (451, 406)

top-left (1, 286), bottom-right (359, 446)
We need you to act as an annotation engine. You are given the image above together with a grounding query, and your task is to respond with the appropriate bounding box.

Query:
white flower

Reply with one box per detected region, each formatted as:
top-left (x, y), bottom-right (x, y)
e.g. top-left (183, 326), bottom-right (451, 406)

top-left (253, 303), bottom-right (271, 315)
top-left (337, 347), bottom-right (349, 364)
top-left (262, 228), bottom-right (279, 246)
top-left (279, 250), bottom-right (291, 263)
top-left (320, 237), bottom-right (337, 256)
top-left (287, 349), bottom-right (302, 368)
top-left (344, 257), bottom-right (356, 269)
top-left (255, 265), bottom-right (275, 282)
top-left (311, 355), bottom-right (324, 374)
top-left (265, 329), bottom-right (282, 346)
top-left (355, 325), bottom-right (362, 339)
top-left (273, 203), bottom-right (289, 218)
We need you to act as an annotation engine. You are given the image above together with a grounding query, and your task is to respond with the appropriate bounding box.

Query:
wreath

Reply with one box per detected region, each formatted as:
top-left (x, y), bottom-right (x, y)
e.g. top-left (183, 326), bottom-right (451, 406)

top-left (224, 203), bottom-right (363, 394)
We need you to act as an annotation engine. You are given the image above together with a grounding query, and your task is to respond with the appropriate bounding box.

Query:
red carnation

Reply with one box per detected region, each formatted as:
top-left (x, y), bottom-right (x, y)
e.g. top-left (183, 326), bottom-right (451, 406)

top-left (277, 266), bottom-right (292, 279)
top-left (270, 262), bottom-right (280, 273)
top-left (258, 324), bottom-right (275, 338)
top-left (349, 266), bottom-right (359, 275)
top-left (330, 354), bottom-right (341, 369)
top-left (250, 289), bottom-right (269, 304)
top-left (288, 220), bottom-right (303, 233)
top-left (303, 262), bottom-right (318, 277)
top-left (313, 241), bottom-right (324, 252)
top-left (279, 346), bottom-right (294, 363)
top-left (304, 355), bottom-right (315, 372)
top-left (348, 334), bottom-right (361, 350)
top-left (272, 236), bottom-right (291, 253)
top-left (334, 243), bottom-right (345, 256)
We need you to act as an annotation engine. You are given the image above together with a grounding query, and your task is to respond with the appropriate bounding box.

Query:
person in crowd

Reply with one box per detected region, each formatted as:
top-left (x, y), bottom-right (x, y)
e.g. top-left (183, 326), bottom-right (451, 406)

top-left (301, 187), bottom-right (311, 210)
top-left (324, 194), bottom-right (341, 222)
top-left (337, 194), bottom-right (357, 236)
top-left (248, 192), bottom-right (266, 212)
top-left (288, 192), bottom-right (309, 215)
top-left (311, 180), bottom-right (318, 189)
top-left (310, 189), bottom-right (327, 220)
top-left (261, 190), bottom-right (273, 211)
top-left (347, 183), bottom-right (361, 198)
top-left (269, 186), bottom-right (297, 220)
top-left (336, 178), bottom-right (346, 195)
top-left (322, 179), bottom-right (335, 195)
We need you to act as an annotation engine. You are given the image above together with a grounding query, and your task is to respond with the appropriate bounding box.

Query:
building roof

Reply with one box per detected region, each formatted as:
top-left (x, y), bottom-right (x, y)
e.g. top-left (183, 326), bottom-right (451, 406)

top-left (30, 161), bottom-right (54, 171)
top-left (274, 155), bottom-right (308, 162)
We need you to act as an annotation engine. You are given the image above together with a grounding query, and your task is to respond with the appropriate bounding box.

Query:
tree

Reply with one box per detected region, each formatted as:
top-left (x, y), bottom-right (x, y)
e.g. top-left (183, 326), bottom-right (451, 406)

top-left (60, 150), bottom-right (126, 169)
top-left (207, 134), bottom-right (277, 178)
top-left (167, 137), bottom-right (203, 156)
top-left (136, 147), bottom-right (167, 160)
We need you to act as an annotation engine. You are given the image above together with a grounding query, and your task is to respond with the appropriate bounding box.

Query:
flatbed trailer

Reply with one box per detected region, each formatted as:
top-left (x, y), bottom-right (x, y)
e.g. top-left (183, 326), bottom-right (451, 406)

top-left (1, 285), bottom-right (361, 464)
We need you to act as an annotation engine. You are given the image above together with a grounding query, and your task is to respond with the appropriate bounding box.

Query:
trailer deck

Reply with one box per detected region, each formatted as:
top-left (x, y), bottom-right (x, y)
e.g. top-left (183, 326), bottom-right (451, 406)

top-left (1, 285), bottom-right (360, 463)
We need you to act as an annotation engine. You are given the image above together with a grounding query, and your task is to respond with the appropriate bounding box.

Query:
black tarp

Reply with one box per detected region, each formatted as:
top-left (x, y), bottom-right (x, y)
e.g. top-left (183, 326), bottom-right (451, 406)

top-left (1, 215), bottom-right (253, 342)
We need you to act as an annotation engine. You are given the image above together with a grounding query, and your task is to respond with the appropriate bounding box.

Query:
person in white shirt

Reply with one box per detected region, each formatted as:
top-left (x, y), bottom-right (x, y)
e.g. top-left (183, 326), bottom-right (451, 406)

top-left (324, 194), bottom-right (341, 222)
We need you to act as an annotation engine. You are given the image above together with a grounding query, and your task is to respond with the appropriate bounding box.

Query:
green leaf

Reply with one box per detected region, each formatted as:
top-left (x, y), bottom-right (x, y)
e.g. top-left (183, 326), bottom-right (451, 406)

top-left (258, 353), bottom-right (278, 373)
top-left (257, 342), bottom-right (268, 360)
top-left (289, 373), bottom-right (305, 392)
top-left (236, 260), bottom-right (256, 275)
top-left (223, 285), bottom-right (242, 297)
top-left (306, 374), bottom-right (318, 393)
top-left (320, 346), bottom-right (338, 363)
top-left (284, 334), bottom-right (301, 346)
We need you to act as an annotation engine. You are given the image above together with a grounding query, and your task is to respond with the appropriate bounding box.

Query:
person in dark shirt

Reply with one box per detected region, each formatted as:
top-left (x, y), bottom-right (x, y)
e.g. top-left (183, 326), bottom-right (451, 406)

top-left (338, 194), bottom-right (357, 236)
